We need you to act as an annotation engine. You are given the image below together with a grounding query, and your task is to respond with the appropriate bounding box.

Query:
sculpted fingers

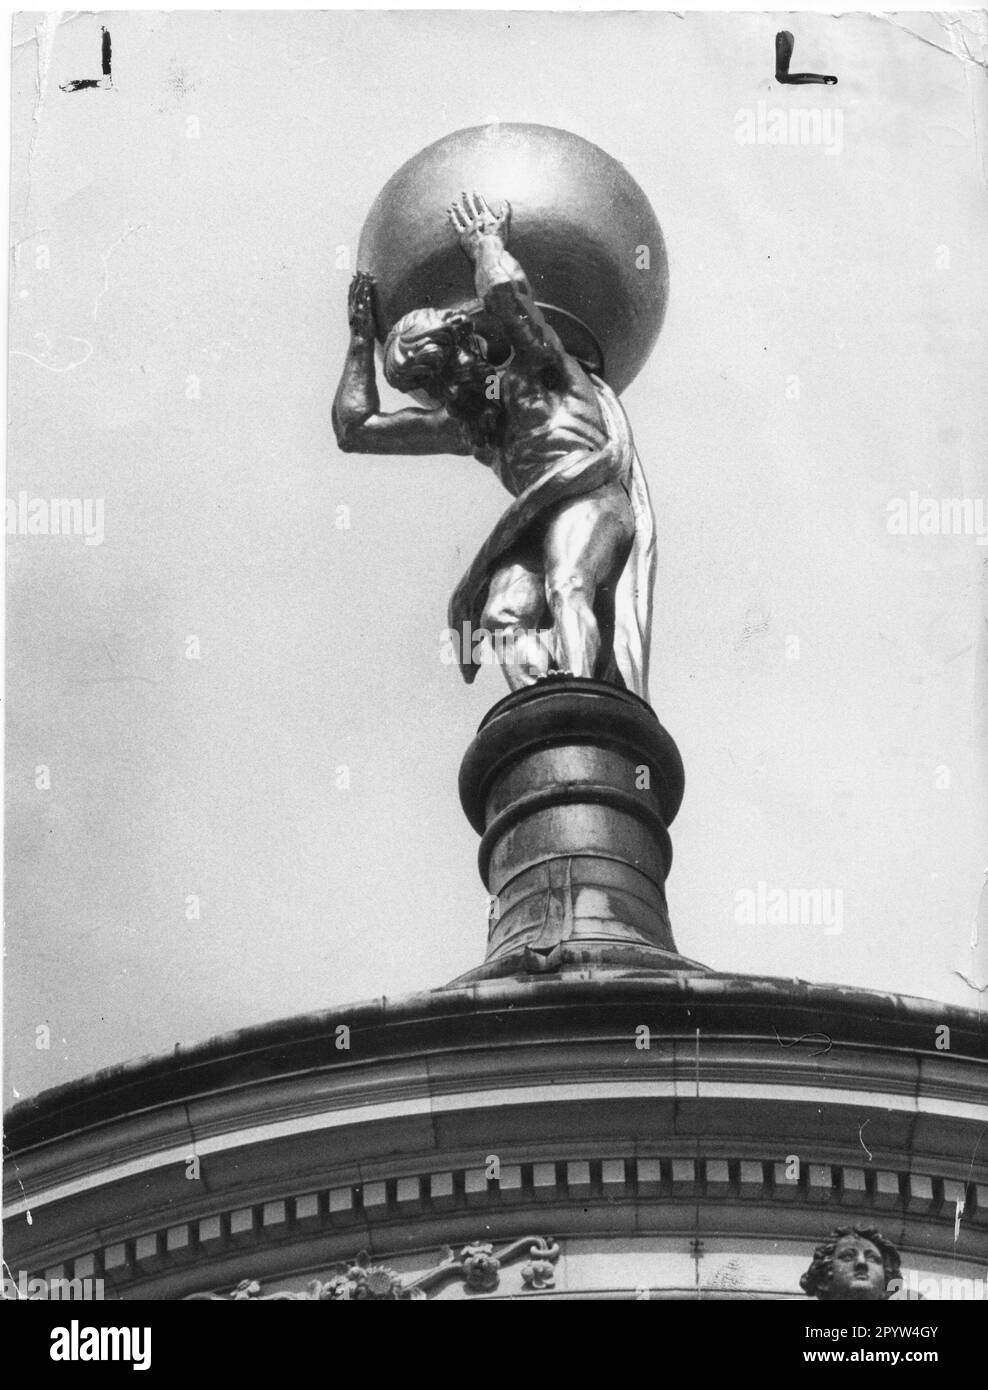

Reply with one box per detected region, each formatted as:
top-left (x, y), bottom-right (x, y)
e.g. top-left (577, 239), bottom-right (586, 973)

top-left (347, 273), bottom-right (361, 315)
top-left (347, 271), bottom-right (377, 336)
top-left (348, 269), bottom-right (373, 303)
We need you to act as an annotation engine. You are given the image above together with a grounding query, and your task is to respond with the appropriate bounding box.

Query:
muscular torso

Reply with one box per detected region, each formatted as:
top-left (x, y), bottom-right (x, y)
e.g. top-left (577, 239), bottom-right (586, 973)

top-left (475, 353), bottom-right (610, 496)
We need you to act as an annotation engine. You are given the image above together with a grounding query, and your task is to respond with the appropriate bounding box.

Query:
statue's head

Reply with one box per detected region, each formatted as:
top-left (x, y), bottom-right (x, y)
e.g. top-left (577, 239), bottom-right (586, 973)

top-left (800, 1227), bottom-right (900, 1301)
top-left (383, 307), bottom-right (492, 402)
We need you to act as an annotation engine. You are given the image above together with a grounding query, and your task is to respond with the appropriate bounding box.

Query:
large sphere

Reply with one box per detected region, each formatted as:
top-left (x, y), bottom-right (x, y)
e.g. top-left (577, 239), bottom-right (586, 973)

top-left (357, 124), bottom-right (668, 395)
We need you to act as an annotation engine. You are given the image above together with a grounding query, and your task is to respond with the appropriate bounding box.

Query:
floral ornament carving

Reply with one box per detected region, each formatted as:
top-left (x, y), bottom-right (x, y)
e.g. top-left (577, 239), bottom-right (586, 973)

top-left (458, 1243), bottom-right (500, 1292)
top-left (320, 1251), bottom-right (409, 1301)
top-left (187, 1236), bottom-right (561, 1300)
top-left (521, 1257), bottom-right (557, 1290)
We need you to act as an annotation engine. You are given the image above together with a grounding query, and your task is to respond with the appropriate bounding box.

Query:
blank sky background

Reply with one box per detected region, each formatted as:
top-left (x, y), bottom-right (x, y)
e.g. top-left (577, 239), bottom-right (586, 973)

top-left (6, 10), bottom-right (988, 1102)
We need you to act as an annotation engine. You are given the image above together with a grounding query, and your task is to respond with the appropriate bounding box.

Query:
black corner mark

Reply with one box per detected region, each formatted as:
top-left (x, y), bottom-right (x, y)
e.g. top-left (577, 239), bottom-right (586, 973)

top-left (60, 25), bottom-right (112, 92)
top-left (775, 30), bottom-right (837, 86)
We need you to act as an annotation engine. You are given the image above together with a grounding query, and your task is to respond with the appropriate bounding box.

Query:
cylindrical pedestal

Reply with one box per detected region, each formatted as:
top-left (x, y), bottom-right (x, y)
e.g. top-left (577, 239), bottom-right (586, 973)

top-left (456, 678), bottom-right (708, 979)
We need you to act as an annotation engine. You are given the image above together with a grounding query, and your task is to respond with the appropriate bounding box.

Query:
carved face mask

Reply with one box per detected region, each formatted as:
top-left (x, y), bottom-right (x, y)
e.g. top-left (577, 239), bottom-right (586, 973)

top-left (826, 1237), bottom-right (887, 1300)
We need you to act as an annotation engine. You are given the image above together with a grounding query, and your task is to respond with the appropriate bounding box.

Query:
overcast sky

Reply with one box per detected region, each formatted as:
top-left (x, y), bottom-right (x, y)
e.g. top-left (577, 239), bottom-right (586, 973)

top-left (7, 10), bottom-right (988, 1102)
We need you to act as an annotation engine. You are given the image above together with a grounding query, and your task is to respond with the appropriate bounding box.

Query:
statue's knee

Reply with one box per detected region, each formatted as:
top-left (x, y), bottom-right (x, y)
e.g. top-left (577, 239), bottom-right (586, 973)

top-left (547, 570), bottom-right (590, 608)
top-left (481, 595), bottom-right (517, 631)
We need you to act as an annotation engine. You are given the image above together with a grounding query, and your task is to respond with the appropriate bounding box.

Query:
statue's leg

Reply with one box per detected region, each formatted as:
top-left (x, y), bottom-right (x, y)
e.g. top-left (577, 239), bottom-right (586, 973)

top-left (480, 555), bottom-right (552, 690)
top-left (543, 484), bottom-right (634, 680)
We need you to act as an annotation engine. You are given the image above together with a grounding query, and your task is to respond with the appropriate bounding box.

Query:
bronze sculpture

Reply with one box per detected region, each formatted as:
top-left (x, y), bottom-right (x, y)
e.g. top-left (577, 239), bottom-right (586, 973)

top-left (333, 191), bottom-right (656, 697)
top-left (334, 128), bottom-right (688, 979)
top-left (799, 1227), bottom-right (902, 1301)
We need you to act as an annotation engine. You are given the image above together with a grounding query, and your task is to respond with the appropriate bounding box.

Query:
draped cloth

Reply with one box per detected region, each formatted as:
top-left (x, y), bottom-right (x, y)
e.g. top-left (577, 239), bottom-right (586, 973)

top-left (448, 374), bottom-right (656, 701)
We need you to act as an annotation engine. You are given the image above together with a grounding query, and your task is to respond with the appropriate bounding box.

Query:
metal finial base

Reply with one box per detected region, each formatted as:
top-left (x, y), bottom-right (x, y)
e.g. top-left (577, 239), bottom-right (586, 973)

top-left (455, 678), bottom-right (708, 980)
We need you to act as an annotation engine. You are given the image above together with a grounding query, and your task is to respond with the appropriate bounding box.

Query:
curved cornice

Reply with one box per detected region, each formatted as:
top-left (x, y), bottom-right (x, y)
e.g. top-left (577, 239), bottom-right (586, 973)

top-left (3, 971), bottom-right (986, 1298)
top-left (6, 972), bottom-right (986, 1153)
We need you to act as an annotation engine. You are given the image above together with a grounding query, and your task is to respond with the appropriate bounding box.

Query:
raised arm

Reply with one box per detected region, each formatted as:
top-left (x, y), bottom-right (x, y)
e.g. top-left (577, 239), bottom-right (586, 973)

top-left (448, 193), bottom-right (565, 367)
top-left (332, 272), bottom-right (471, 455)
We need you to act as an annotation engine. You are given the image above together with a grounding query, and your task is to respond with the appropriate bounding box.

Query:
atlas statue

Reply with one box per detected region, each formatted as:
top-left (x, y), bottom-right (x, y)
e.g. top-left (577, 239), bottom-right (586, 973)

top-left (333, 190), bottom-right (656, 698)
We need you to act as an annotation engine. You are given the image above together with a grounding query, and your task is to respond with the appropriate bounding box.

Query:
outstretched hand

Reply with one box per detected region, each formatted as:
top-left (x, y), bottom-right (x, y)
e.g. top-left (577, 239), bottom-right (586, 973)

top-left (448, 191), bottom-right (511, 258)
top-left (347, 270), bottom-right (379, 344)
